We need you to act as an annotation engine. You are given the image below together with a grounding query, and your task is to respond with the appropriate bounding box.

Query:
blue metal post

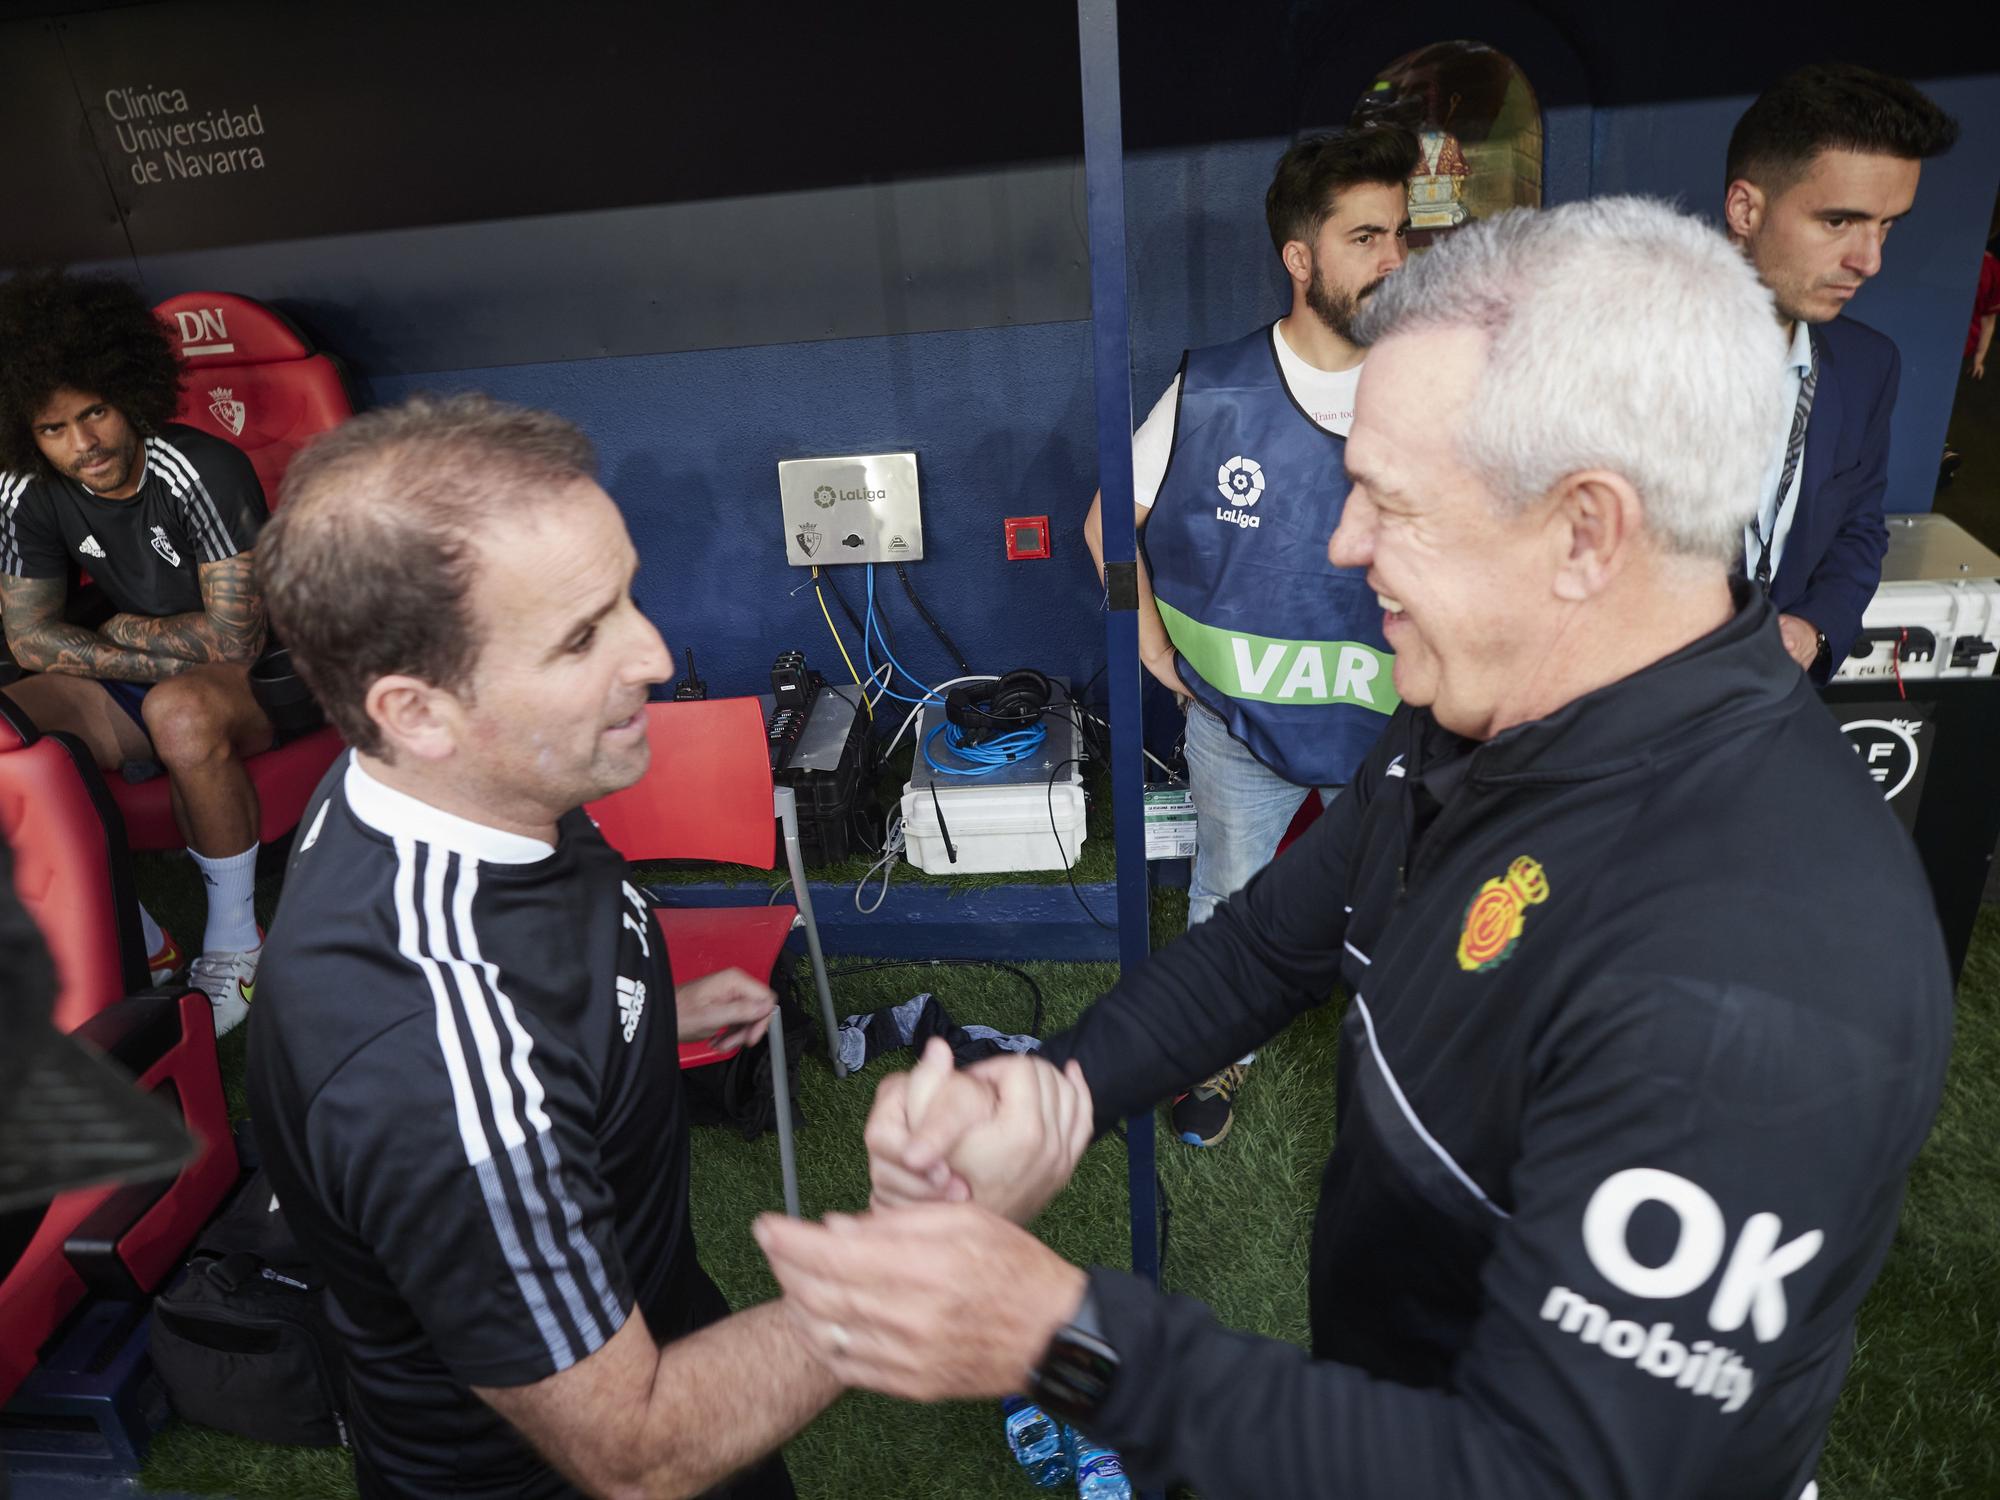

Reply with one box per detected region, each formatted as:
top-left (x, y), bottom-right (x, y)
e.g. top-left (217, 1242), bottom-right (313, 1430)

top-left (1076, 0), bottom-right (1158, 1286)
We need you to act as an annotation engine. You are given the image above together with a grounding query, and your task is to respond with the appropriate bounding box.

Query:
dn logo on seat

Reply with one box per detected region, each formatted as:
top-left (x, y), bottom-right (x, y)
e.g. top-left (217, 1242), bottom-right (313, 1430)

top-left (172, 308), bottom-right (235, 356)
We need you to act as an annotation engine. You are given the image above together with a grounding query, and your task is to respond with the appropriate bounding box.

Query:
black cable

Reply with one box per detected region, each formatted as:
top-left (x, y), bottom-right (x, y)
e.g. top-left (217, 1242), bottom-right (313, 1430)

top-left (826, 957), bottom-right (1045, 1038)
top-left (1049, 756), bottom-right (1113, 929)
top-left (896, 562), bottom-right (972, 675)
top-left (814, 565), bottom-right (868, 641)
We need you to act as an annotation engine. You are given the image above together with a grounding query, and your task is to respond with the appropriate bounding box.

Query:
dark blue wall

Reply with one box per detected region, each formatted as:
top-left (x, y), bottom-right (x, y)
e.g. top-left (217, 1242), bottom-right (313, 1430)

top-left (119, 77), bottom-right (2000, 708)
top-left (360, 324), bottom-right (1109, 703)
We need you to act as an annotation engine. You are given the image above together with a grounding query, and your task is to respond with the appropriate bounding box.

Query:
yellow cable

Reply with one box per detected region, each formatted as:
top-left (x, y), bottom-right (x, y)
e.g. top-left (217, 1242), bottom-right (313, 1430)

top-left (812, 566), bottom-right (873, 720)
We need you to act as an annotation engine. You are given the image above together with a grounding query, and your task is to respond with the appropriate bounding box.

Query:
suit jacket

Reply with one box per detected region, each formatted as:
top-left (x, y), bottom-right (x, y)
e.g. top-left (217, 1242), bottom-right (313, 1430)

top-left (1767, 314), bottom-right (1900, 681)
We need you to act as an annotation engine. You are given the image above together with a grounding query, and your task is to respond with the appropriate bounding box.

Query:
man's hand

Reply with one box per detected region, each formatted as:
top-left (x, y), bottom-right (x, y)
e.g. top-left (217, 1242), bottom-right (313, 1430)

top-left (1777, 613), bottom-right (1822, 670)
top-left (676, 967), bottom-right (775, 1052)
top-left (754, 1202), bottom-right (1088, 1401)
top-left (1975, 354), bottom-right (1987, 380)
top-left (1141, 643), bottom-right (1185, 697)
top-left (865, 1039), bottom-right (1094, 1223)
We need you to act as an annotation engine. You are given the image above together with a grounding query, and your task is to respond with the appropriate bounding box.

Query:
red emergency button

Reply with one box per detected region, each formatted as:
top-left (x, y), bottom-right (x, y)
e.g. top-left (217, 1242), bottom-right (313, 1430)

top-left (1005, 515), bottom-right (1051, 560)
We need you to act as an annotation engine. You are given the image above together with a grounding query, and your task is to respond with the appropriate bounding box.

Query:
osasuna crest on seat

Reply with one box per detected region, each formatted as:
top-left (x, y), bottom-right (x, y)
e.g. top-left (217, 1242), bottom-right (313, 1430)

top-left (207, 387), bottom-right (247, 437)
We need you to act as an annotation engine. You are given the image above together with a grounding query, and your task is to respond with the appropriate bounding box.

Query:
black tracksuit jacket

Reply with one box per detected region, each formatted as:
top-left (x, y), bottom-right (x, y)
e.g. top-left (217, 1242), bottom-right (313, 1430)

top-left (1041, 596), bottom-right (1952, 1500)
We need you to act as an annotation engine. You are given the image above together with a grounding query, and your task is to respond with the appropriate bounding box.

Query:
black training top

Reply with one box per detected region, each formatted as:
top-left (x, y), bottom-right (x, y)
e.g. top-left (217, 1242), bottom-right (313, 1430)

top-left (1042, 592), bottom-right (1952, 1500)
top-left (0, 424), bottom-right (265, 618)
top-left (248, 754), bottom-right (693, 1499)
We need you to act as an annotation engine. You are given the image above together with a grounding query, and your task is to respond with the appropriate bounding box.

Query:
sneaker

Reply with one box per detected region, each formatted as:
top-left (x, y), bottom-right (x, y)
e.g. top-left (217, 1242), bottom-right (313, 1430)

top-left (188, 945), bottom-right (261, 1038)
top-left (1170, 1063), bottom-right (1247, 1147)
top-left (146, 926), bottom-right (186, 986)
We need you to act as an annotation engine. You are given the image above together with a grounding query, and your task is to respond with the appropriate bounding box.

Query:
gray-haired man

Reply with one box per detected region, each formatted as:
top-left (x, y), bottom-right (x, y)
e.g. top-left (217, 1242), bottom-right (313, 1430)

top-left (758, 198), bottom-right (1953, 1500)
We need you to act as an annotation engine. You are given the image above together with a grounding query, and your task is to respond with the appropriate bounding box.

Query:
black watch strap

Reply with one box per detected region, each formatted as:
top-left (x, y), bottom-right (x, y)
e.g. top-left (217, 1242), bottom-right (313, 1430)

top-left (1028, 1284), bottom-right (1121, 1427)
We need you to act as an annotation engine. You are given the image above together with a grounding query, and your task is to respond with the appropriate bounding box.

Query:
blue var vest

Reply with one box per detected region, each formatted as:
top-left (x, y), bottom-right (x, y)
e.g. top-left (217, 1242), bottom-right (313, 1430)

top-left (1143, 325), bottom-right (1397, 787)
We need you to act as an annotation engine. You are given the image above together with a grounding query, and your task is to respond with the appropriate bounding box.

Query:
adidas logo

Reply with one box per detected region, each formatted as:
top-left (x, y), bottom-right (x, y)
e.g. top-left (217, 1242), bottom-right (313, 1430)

top-left (616, 975), bottom-right (647, 1043)
top-left (79, 534), bottom-right (107, 559)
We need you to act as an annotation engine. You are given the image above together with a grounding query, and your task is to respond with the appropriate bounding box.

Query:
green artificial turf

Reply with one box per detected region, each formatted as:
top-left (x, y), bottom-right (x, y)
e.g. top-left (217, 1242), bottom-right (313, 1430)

top-left (128, 848), bottom-right (2000, 1499)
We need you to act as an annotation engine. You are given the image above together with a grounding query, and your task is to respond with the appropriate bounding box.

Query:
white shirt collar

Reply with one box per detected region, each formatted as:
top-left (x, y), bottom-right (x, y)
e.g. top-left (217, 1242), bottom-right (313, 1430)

top-left (343, 752), bottom-right (556, 864)
top-left (1784, 318), bottom-right (1813, 376)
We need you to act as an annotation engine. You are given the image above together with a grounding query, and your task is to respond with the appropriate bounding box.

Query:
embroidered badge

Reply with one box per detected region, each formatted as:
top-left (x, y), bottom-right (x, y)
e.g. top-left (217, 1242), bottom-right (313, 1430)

top-left (1456, 855), bottom-right (1549, 972)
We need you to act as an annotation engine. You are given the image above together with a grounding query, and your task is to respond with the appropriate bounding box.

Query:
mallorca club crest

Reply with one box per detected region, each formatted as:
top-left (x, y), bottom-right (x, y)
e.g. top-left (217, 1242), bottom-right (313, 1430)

top-left (207, 386), bottom-right (246, 437)
top-left (1455, 855), bottom-right (1549, 972)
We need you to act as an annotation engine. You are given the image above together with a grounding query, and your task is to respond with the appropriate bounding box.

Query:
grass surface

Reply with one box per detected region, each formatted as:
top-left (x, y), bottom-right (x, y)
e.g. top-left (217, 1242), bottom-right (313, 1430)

top-left (128, 849), bottom-right (2000, 1499)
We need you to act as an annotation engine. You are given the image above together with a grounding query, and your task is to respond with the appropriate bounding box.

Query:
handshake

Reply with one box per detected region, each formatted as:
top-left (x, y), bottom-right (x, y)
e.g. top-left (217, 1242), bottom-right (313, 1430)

top-left (753, 1037), bottom-right (1100, 1402)
top-left (864, 1037), bottom-right (1097, 1225)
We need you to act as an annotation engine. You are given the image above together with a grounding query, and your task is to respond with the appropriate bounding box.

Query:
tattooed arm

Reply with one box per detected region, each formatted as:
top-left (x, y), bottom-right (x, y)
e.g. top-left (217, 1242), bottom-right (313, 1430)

top-left (98, 553), bottom-right (267, 666)
top-left (0, 574), bottom-right (188, 682)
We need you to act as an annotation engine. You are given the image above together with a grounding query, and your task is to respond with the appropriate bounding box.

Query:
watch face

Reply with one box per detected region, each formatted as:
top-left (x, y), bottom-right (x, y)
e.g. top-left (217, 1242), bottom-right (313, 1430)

top-left (1032, 1326), bottom-right (1119, 1425)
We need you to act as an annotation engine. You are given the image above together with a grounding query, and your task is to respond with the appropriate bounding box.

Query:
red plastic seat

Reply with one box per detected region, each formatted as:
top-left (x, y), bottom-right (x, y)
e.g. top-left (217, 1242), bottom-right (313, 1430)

top-left (103, 292), bottom-right (354, 852)
top-left (586, 697), bottom-right (838, 1072)
top-left (153, 292), bottom-right (355, 503)
top-left (0, 703), bottom-right (237, 1407)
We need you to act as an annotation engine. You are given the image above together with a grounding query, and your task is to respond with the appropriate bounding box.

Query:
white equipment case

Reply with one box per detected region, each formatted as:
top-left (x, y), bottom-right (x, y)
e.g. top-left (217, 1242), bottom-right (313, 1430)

top-left (899, 692), bottom-right (1087, 875)
top-left (1829, 515), bottom-right (2000, 684)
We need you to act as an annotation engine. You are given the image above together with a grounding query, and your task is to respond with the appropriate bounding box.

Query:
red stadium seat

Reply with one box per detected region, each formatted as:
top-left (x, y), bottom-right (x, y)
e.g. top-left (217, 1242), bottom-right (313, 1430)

top-left (0, 701), bottom-right (237, 1408)
top-left (585, 697), bottom-right (841, 1073)
top-left (153, 291), bottom-right (356, 502)
top-left (102, 292), bottom-right (354, 852)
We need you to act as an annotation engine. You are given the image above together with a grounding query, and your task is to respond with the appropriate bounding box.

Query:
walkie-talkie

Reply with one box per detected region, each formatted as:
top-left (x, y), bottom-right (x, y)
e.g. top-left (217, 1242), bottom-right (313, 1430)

top-left (771, 649), bottom-right (816, 712)
top-left (767, 705), bottom-right (807, 771)
top-left (673, 646), bottom-right (707, 701)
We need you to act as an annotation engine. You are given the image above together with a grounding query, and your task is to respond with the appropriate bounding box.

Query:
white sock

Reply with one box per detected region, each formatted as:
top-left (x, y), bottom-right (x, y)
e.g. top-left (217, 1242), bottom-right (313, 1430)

top-left (191, 844), bottom-right (260, 954)
top-left (138, 902), bottom-right (165, 956)
top-left (1236, 1053), bottom-right (1256, 1067)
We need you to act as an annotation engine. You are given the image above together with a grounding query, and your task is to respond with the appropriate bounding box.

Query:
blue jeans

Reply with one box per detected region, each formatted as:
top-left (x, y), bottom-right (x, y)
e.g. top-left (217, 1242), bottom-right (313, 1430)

top-left (1183, 701), bottom-right (1339, 928)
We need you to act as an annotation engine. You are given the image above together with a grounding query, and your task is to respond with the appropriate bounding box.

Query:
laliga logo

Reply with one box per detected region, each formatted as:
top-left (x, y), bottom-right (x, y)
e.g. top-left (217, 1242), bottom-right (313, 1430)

top-left (1456, 855), bottom-right (1549, 971)
top-left (207, 386), bottom-right (245, 437)
top-left (1216, 455), bottom-right (1264, 506)
top-left (812, 482), bottom-right (887, 508)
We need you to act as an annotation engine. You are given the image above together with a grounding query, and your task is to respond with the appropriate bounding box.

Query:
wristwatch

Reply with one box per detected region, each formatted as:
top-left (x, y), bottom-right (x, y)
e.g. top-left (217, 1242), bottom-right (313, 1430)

top-left (1028, 1284), bottom-right (1121, 1427)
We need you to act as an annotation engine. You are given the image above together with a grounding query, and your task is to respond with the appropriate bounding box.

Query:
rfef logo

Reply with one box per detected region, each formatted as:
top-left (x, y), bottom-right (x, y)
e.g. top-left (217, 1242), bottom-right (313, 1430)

top-left (1840, 718), bottom-right (1921, 801)
top-left (1456, 855), bottom-right (1548, 971)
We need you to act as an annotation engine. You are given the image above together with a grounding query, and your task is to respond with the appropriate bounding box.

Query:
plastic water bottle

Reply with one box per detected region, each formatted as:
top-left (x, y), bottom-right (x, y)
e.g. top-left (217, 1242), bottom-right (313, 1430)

top-left (1001, 1397), bottom-right (1071, 1488)
top-left (1072, 1435), bottom-right (1132, 1500)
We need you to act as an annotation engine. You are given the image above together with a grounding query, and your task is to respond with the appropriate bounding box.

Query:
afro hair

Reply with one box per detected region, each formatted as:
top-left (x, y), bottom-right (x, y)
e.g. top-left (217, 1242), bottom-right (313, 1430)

top-left (0, 270), bottom-right (183, 478)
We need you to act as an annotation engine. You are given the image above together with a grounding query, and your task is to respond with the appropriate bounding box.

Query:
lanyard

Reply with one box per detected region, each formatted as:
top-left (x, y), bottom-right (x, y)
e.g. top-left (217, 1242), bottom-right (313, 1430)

top-left (1751, 340), bottom-right (1819, 591)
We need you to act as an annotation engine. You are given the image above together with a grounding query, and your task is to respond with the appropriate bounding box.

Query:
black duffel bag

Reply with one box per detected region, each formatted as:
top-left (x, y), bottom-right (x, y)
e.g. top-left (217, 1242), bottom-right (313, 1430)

top-left (148, 1168), bottom-right (349, 1448)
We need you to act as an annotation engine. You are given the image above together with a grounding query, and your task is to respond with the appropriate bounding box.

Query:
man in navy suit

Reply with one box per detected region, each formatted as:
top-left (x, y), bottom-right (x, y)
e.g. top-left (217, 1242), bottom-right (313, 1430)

top-left (1723, 65), bottom-right (1959, 679)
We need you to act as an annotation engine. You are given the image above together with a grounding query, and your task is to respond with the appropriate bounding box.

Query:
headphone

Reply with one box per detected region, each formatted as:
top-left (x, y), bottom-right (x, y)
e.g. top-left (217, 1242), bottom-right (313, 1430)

top-left (944, 668), bottom-right (1052, 747)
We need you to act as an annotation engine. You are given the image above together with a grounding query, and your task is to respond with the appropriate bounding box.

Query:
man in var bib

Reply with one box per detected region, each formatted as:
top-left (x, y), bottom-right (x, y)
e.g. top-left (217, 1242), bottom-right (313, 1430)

top-left (1082, 126), bottom-right (1419, 1146)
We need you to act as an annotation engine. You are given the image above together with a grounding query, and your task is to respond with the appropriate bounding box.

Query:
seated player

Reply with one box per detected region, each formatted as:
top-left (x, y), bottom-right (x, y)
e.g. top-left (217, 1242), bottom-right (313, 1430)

top-left (0, 270), bottom-right (276, 1033)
